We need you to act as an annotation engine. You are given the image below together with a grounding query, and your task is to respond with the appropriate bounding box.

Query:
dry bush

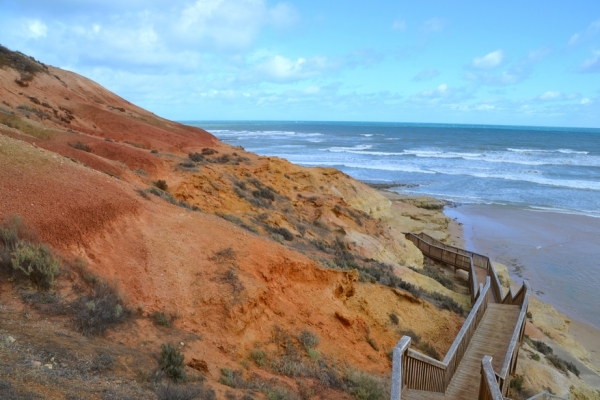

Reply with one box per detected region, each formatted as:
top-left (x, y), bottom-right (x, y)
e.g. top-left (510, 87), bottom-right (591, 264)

top-left (68, 141), bottom-right (92, 152)
top-left (160, 343), bottom-right (186, 383)
top-left (11, 242), bottom-right (60, 291)
top-left (72, 282), bottom-right (129, 336)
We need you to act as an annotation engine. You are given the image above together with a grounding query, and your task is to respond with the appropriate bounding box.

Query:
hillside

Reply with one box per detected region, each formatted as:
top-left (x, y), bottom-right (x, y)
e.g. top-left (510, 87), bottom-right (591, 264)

top-left (2, 45), bottom-right (584, 399)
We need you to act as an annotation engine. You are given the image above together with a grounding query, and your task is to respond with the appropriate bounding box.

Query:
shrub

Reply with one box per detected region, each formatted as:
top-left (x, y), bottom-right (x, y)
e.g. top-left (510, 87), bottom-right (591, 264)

top-left (366, 337), bottom-right (379, 351)
top-left (201, 148), bottom-right (218, 156)
top-left (389, 313), bottom-right (399, 325)
top-left (410, 265), bottom-right (453, 290)
top-left (0, 215), bottom-right (22, 269)
top-left (11, 242), bottom-right (60, 290)
top-left (249, 349), bottom-right (267, 367)
top-left (529, 353), bottom-right (540, 361)
top-left (212, 247), bottom-right (236, 262)
top-left (72, 282), bottom-right (128, 336)
top-left (90, 353), bottom-right (115, 372)
top-left (153, 311), bottom-right (171, 327)
top-left (418, 342), bottom-right (440, 361)
top-left (346, 370), bottom-right (388, 400)
top-left (546, 354), bottom-right (580, 377)
top-left (297, 330), bottom-right (319, 351)
top-left (531, 340), bottom-right (553, 355)
top-left (155, 383), bottom-right (216, 400)
top-left (400, 329), bottom-right (421, 344)
top-left (160, 343), bottom-right (186, 383)
top-left (154, 180), bottom-right (168, 191)
top-left (252, 188), bottom-right (275, 201)
top-left (188, 152), bottom-right (205, 162)
top-left (218, 368), bottom-right (245, 388)
top-left (151, 149), bottom-right (158, 154)
top-left (68, 141), bottom-right (92, 152)
top-left (427, 291), bottom-right (463, 315)
top-left (268, 227), bottom-right (293, 241)
top-left (510, 375), bottom-right (524, 392)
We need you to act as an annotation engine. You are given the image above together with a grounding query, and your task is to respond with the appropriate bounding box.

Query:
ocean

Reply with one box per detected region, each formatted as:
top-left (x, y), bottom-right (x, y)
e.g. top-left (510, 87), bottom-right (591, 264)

top-left (186, 121), bottom-right (600, 328)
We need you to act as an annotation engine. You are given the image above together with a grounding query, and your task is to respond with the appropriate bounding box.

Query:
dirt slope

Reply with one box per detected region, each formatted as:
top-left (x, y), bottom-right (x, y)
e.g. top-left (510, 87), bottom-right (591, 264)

top-left (1, 45), bottom-right (465, 399)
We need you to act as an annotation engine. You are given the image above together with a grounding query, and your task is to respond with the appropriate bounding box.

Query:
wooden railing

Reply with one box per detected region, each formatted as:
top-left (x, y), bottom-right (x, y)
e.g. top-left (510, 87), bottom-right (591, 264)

top-left (495, 282), bottom-right (530, 396)
top-left (405, 233), bottom-right (480, 302)
top-left (391, 278), bottom-right (492, 397)
top-left (480, 356), bottom-right (504, 400)
top-left (406, 232), bottom-right (505, 303)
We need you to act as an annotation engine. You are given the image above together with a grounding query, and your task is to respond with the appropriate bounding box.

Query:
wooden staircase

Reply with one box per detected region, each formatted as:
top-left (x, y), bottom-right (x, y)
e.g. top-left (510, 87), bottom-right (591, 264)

top-left (391, 233), bottom-right (530, 400)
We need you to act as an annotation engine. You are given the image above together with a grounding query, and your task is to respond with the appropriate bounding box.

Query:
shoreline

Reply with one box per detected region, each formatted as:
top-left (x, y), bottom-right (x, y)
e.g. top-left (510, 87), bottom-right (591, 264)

top-left (373, 185), bottom-right (600, 385)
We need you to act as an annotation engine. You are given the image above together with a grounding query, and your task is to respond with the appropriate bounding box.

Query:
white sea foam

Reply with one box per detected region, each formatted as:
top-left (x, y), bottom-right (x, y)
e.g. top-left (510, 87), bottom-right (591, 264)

top-left (361, 134), bottom-right (373, 137)
top-left (528, 206), bottom-right (600, 219)
top-left (326, 145), bottom-right (373, 152)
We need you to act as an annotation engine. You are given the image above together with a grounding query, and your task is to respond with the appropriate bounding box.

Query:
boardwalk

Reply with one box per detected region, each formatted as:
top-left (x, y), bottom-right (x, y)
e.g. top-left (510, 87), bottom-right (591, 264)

top-left (393, 233), bottom-right (531, 400)
top-left (403, 304), bottom-right (521, 399)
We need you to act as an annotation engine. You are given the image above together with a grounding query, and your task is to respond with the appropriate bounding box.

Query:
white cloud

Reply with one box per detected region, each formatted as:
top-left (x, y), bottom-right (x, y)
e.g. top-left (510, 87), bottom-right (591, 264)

top-left (581, 98), bottom-right (593, 105)
top-left (249, 55), bottom-right (330, 82)
top-left (471, 50), bottom-right (504, 69)
top-left (567, 18), bottom-right (600, 47)
top-left (538, 91), bottom-right (563, 101)
top-left (466, 47), bottom-right (550, 86)
top-left (580, 51), bottom-right (600, 73)
top-left (392, 18), bottom-right (406, 31)
top-left (420, 17), bottom-right (446, 34)
top-left (412, 68), bottom-right (440, 81)
top-left (268, 2), bottom-right (299, 29)
top-left (27, 20), bottom-right (47, 38)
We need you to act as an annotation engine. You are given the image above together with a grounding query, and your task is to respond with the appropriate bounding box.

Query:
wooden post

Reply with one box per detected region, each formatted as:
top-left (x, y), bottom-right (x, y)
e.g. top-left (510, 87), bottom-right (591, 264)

top-left (391, 336), bottom-right (411, 400)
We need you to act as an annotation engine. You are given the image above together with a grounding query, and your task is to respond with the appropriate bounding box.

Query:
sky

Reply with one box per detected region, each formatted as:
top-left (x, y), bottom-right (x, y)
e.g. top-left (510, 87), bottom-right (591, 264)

top-left (1, 0), bottom-right (600, 128)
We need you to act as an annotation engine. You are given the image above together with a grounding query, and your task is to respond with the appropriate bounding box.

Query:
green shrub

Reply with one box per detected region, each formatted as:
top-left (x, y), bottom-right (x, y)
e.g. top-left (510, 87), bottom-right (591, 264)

top-left (510, 375), bottom-right (524, 392)
top-left (155, 383), bottom-right (216, 400)
top-left (346, 370), bottom-right (388, 400)
top-left (531, 340), bottom-right (553, 355)
top-left (530, 353), bottom-right (540, 361)
top-left (153, 311), bottom-right (171, 327)
top-left (297, 329), bottom-right (319, 351)
top-left (160, 343), bottom-right (186, 383)
top-left (249, 349), bottom-right (267, 367)
top-left (427, 291), bottom-right (463, 315)
top-left (72, 281), bottom-right (128, 336)
top-left (11, 242), bottom-right (60, 290)
top-left (410, 265), bottom-right (453, 290)
top-left (546, 354), bottom-right (580, 377)
top-left (218, 368), bottom-right (245, 388)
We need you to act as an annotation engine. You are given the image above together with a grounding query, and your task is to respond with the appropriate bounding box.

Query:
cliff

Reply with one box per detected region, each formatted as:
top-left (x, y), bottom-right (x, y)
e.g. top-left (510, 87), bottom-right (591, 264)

top-left (0, 45), bottom-right (467, 399)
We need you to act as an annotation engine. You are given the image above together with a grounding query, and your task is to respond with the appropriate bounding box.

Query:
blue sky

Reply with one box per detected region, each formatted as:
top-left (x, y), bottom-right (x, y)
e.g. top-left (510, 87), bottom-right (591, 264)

top-left (1, 0), bottom-right (599, 127)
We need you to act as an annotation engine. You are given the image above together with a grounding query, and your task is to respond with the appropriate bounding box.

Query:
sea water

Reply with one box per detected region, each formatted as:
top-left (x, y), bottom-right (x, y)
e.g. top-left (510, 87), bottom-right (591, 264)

top-left (186, 121), bottom-right (600, 327)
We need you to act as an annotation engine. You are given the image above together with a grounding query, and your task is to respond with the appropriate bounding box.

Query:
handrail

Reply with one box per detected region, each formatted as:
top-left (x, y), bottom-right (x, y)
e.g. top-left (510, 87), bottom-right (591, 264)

top-left (390, 278), bottom-right (492, 396)
top-left (407, 232), bottom-right (505, 303)
top-left (405, 233), bottom-right (480, 301)
top-left (480, 356), bottom-right (504, 400)
top-left (496, 282), bottom-right (530, 395)
top-left (390, 336), bottom-right (411, 400)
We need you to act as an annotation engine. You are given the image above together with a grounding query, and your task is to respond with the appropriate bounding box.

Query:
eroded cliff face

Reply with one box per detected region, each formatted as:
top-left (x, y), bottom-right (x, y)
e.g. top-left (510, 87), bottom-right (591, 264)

top-left (0, 47), bottom-right (466, 398)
